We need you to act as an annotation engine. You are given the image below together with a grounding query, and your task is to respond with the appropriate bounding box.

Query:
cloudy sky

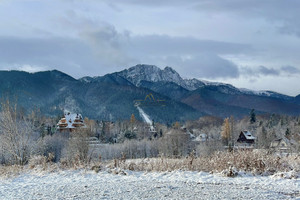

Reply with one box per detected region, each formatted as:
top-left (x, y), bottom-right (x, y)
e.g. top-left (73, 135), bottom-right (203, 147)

top-left (0, 0), bottom-right (300, 96)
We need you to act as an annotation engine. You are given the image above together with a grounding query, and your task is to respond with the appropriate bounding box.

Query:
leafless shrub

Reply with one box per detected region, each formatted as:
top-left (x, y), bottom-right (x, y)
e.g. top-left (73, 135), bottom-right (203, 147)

top-left (28, 155), bottom-right (47, 169)
top-left (159, 129), bottom-right (190, 157)
top-left (196, 140), bottom-right (223, 157)
top-left (37, 134), bottom-right (67, 162)
top-left (0, 100), bottom-right (40, 165)
top-left (60, 128), bottom-right (92, 168)
top-left (28, 153), bottom-right (57, 172)
top-left (92, 139), bottom-right (161, 161)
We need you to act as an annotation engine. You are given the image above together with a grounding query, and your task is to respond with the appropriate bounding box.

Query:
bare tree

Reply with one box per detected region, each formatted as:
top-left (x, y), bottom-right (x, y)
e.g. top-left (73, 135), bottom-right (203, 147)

top-left (160, 129), bottom-right (190, 157)
top-left (221, 118), bottom-right (231, 146)
top-left (61, 128), bottom-right (92, 166)
top-left (0, 100), bottom-right (39, 165)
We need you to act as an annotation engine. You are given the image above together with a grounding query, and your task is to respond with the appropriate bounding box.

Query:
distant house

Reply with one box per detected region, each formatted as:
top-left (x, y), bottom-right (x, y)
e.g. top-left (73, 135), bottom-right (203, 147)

top-left (237, 130), bottom-right (256, 144)
top-left (57, 112), bottom-right (86, 132)
top-left (193, 133), bottom-right (208, 142)
top-left (270, 138), bottom-right (291, 153)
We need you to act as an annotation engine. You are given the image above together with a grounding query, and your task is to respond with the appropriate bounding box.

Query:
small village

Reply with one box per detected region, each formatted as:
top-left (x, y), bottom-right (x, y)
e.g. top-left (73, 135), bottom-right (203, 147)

top-left (53, 109), bottom-right (300, 161)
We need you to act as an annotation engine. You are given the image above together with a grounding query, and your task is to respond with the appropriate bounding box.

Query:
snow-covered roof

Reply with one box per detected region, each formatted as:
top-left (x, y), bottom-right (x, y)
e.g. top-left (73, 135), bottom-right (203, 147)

top-left (193, 133), bottom-right (207, 142)
top-left (57, 112), bottom-right (86, 129)
top-left (242, 131), bottom-right (255, 140)
top-left (270, 138), bottom-right (291, 147)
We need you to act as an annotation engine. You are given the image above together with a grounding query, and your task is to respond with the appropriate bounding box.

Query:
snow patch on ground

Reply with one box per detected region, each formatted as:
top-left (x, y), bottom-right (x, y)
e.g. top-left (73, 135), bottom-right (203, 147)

top-left (0, 169), bottom-right (299, 199)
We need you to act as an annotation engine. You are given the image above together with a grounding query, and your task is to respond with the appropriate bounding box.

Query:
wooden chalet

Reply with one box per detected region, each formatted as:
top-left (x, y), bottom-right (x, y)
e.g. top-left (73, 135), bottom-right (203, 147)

top-left (270, 138), bottom-right (291, 153)
top-left (57, 112), bottom-right (86, 132)
top-left (237, 130), bottom-right (256, 144)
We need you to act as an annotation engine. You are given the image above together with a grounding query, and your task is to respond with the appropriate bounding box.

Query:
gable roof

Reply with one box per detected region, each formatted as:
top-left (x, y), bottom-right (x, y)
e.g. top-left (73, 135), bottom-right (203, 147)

top-left (57, 112), bottom-right (86, 129)
top-left (270, 138), bottom-right (290, 147)
top-left (241, 130), bottom-right (255, 140)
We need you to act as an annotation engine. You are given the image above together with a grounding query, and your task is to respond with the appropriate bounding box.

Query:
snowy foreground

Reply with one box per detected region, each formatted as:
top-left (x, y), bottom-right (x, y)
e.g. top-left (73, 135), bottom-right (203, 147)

top-left (0, 169), bottom-right (299, 200)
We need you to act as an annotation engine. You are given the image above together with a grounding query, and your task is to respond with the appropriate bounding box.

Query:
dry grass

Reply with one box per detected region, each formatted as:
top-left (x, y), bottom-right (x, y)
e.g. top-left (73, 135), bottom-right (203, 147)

top-left (106, 150), bottom-right (300, 175)
top-left (0, 154), bottom-right (60, 178)
top-left (1, 150), bottom-right (299, 178)
top-left (0, 165), bottom-right (24, 178)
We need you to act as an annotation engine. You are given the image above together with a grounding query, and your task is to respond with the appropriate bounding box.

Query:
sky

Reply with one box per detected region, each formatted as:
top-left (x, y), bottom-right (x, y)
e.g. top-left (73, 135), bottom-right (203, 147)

top-left (0, 0), bottom-right (300, 96)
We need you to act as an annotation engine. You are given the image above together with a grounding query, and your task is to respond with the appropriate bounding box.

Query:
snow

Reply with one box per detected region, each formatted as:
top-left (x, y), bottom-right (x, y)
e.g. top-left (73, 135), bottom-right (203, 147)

top-left (193, 133), bottom-right (208, 142)
top-left (242, 131), bottom-right (256, 140)
top-left (136, 106), bottom-right (156, 132)
top-left (0, 170), bottom-right (299, 199)
top-left (239, 88), bottom-right (277, 96)
top-left (136, 106), bottom-right (153, 127)
top-left (200, 79), bottom-right (227, 86)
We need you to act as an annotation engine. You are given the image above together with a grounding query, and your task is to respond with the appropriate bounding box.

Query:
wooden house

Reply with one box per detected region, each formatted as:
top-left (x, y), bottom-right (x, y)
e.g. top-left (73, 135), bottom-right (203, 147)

top-left (270, 138), bottom-right (291, 153)
top-left (237, 130), bottom-right (255, 144)
top-left (57, 112), bottom-right (86, 132)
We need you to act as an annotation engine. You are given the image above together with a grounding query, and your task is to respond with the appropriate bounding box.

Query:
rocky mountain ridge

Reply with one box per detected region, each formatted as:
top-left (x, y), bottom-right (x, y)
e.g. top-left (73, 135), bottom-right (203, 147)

top-left (83, 64), bottom-right (295, 100)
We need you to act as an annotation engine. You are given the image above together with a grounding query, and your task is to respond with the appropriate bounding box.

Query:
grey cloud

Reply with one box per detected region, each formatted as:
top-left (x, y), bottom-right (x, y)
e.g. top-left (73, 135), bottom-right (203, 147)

top-left (123, 35), bottom-right (247, 79)
top-left (0, 29), bottom-right (252, 79)
top-left (192, 0), bottom-right (300, 38)
top-left (281, 66), bottom-right (300, 74)
top-left (240, 65), bottom-right (300, 78)
top-left (0, 36), bottom-right (118, 77)
top-left (127, 35), bottom-right (252, 55)
top-left (103, 0), bottom-right (199, 7)
top-left (80, 26), bottom-right (136, 67)
top-left (115, 0), bottom-right (300, 38)
top-left (0, 10), bottom-right (253, 81)
top-left (164, 53), bottom-right (240, 79)
top-left (57, 12), bottom-right (137, 67)
top-left (56, 13), bottom-right (252, 79)
top-left (74, 22), bottom-right (251, 79)
top-left (258, 66), bottom-right (280, 76)
top-left (0, 37), bottom-right (84, 63)
top-left (106, 0), bottom-right (300, 19)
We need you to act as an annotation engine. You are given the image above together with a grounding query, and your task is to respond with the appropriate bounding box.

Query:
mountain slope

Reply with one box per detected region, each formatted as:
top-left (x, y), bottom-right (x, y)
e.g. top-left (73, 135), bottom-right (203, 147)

top-left (0, 70), bottom-right (76, 109)
top-left (295, 94), bottom-right (300, 105)
top-left (0, 70), bottom-right (202, 122)
top-left (1, 65), bottom-right (299, 121)
top-left (180, 85), bottom-right (300, 118)
top-left (112, 64), bottom-right (300, 117)
top-left (139, 80), bottom-right (189, 100)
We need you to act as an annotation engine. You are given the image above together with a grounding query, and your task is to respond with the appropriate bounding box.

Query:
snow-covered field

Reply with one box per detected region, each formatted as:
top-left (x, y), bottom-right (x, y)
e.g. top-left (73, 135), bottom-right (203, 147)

top-left (0, 169), bottom-right (299, 200)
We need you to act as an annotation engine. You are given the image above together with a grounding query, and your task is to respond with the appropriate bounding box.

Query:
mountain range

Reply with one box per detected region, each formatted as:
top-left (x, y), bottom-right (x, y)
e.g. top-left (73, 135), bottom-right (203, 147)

top-left (1, 64), bottom-right (300, 123)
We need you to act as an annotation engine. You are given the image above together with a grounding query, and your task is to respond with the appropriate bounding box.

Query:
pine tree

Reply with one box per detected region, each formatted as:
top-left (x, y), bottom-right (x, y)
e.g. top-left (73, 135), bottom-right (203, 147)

top-left (159, 129), bottom-right (163, 137)
top-left (285, 128), bottom-right (291, 138)
top-left (250, 109), bottom-right (256, 124)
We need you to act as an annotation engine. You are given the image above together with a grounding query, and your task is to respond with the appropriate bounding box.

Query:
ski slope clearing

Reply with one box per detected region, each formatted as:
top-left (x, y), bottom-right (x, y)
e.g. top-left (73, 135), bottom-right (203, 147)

top-left (0, 170), bottom-right (299, 199)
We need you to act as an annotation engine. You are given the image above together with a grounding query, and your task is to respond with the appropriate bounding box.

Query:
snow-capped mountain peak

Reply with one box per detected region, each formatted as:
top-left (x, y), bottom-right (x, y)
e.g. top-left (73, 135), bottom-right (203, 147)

top-left (79, 64), bottom-right (294, 100)
top-left (116, 64), bottom-right (186, 87)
